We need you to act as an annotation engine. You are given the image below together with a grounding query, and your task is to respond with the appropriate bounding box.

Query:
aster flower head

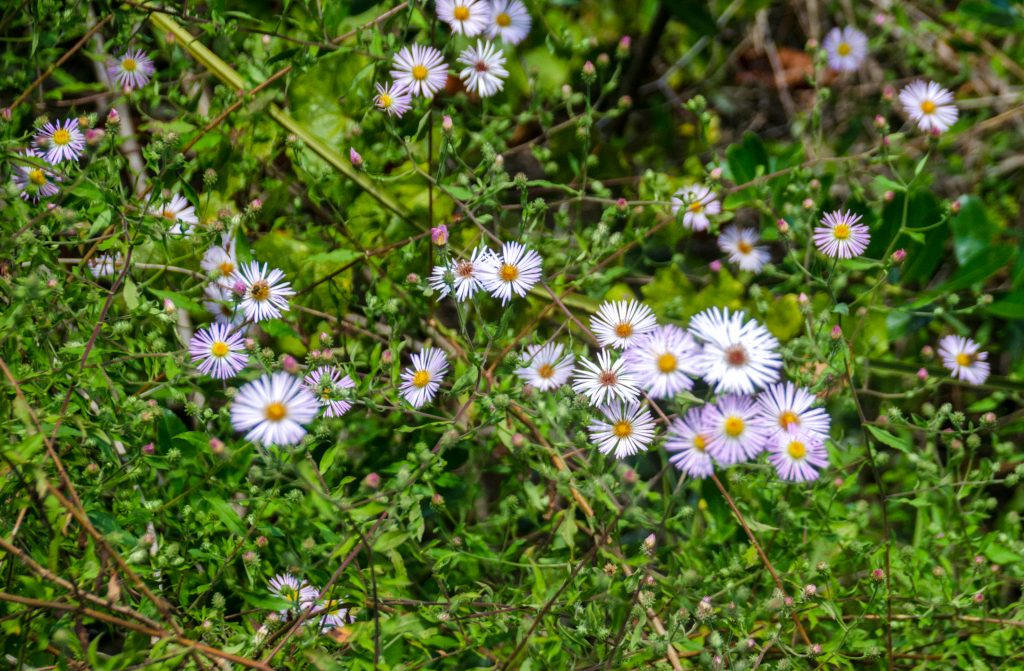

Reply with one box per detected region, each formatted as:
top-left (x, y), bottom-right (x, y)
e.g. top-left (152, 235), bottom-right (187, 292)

top-left (11, 150), bottom-right (61, 202)
top-left (622, 324), bottom-right (702, 399)
top-left (689, 307), bottom-right (782, 394)
top-left (757, 381), bottom-right (831, 441)
top-left (428, 246), bottom-right (495, 301)
top-left (391, 44), bottom-right (449, 99)
top-left (108, 49), bottom-right (155, 90)
top-left (590, 299), bottom-right (658, 350)
top-left (268, 574), bottom-right (319, 614)
top-left (769, 430), bottom-right (829, 482)
top-left (201, 237), bottom-right (239, 286)
top-left (937, 335), bottom-right (990, 385)
top-left (304, 366), bottom-right (355, 418)
top-left (588, 402), bottom-right (657, 459)
top-left (237, 261), bottom-right (296, 323)
top-left (400, 347), bottom-right (450, 408)
top-left (478, 241), bottom-right (543, 304)
top-left (437, 0), bottom-right (491, 36)
top-left (487, 0), bottom-right (531, 44)
top-left (458, 40), bottom-right (509, 97)
top-left (822, 27), bottom-right (868, 72)
top-left (665, 407), bottom-right (716, 479)
top-left (151, 193), bottom-right (199, 235)
top-left (572, 348), bottom-right (641, 406)
top-left (34, 118), bottom-right (85, 164)
top-left (203, 283), bottom-right (245, 326)
top-left (515, 342), bottom-right (575, 391)
top-left (231, 373), bottom-right (320, 447)
top-left (717, 225), bottom-right (770, 273)
top-left (813, 210), bottom-right (870, 259)
top-left (671, 185), bottom-right (720, 231)
top-left (704, 394), bottom-right (772, 465)
top-left (899, 80), bottom-right (958, 134)
top-left (189, 323), bottom-right (248, 379)
top-left (374, 81), bottom-right (413, 118)
top-left (310, 598), bottom-right (355, 633)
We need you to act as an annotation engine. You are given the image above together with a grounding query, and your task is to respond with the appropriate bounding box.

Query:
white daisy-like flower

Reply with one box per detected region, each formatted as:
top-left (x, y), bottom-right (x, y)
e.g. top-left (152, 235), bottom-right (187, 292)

top-left (374, 81), bottom-right (412, 118)
top-left (203, 283), bottom-right (245, 326)
top-left (665, 407), bottom-right (716, 479)
top-left (237, 261), bottom-right (296, 323)
top-left (268, 574), bottom-right (319, 615)
top-left (572, 348), bottom-right (641, 406)
top-left (231, 373), bottom-right (320, 447)
top-left (108, 49), bottom-right (155, 90)
top-left (151, 193), bottom-right (199, 235)
top-left (703, 394), bottom-right (771, 466)
top-left (937, 335), bottom-right (991, 385)
top-left (201, 238), bottom-right (239, 286)
top-left (189, 323), bottom-right (248, 379)
top-left (689, 307), bottom-right (782, 394)
top-left (515, 342), bottom-right (575, 391)
top-left (717, 225), bottom-right (770, 273)
top-left (899, 80), bottom-right (958, 134)
top-left (457, 40), bottom-right (508, 97)
top-left (487, 0), bottom-right (531, 44)
top-left (477, 241), bottom-right (543, 304)
top-left (400, 347), bottom-right (450, 408)
top-left (34, 118), bottom-right (86, 164)
top-left (87, 253), bottom-right (126, 278)
top-left (622, 324), bottom-right (702, 399)
top-left (813, 210), bottom-right (870, 259)
top-left (428, 246), bottom-right (494, 301)
top-left (768, 430), bottom-right (829, 482)
top-left (391, 44), bottom-right (449, 99)
top-left (437, 0), bottom-right (491, 36)
top-left (671, 185), bottom-right (720, 231)
top-left (590, 299), bottom-right (658, 350)
top-left (588, 402), bottom-right (656, 459)
top-left (757, 381), bottom-right (831, 442)
top-left (822, 27), bottom-right (868, 72)
top-left (11, 150), bottom-right (61, 202)
top-left (310, 598), bottom-right (355, 633)
top-left (304, 366), bottom-right (355, 418)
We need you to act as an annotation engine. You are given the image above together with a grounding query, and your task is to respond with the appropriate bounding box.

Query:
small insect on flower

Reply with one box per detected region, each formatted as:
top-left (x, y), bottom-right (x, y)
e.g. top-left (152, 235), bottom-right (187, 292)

top-left (488, 0), bottom-right (531, 44)
top-left (515, 342), bottom-right (575, 391)
top-left (689, 307), bottom-right (782, 394)
top-left (151, 193), bottom-right (199, 235)
top-left (478, 241), bottom-right (543, 304)
top-left (268, 574), bottom-right (319, 616)
top-left (457, 40), bottom-right (509, 97)
top-left (899, 80), bottom-right (958, 134)
top-left (11, 150), bottom-right (61, 201)
top-left (400, 347), bottom-right (450, 408)
top-left (937, 335), bottom-right (991, 385)
top-left (704, 394), bottom-right (771, 465)
top-left (671, 185), bottom-right (720, 231)
top-left (310, 598), bottom-right (355, 633)
top-left (203, 284), bottom-right (245, 326)
top-left (428, 246), bottom-right (495, 301)
top-left (588, 402), bottom-right (657, 459)
top-left (304, 366), bottom-right (356, 418)
top-left (237, 261), bottom-right (296, 323)
top-left (108, 49), bottom-right (155, 90)
top-left (189, 323), bottom-right (248, 379)
top-left (813, 210), bottom-right (870, 259)
top-left (572, 348), bottom-right (641, 406)
top-left (374, 81), bottom-right (412, 118)
top-left (757, 381), bottom-right (831, 441)
top-left (665, 407), bottom-right (717, 479)
top-left (622, 324), bottom-right (703, 399)
top-left (231, 373), bottom-right (320, 447)
top-left (590, 299), bottom-right (658, 350)
top-left (34, 118), bottom-right (86, 164)
top-left (717, 225), bottom-right (770, 273)
top-left (391, 45), bottom-right (449, 99)
top-left (822, 26), bottom-right (868, 72)
top-left (769, 431), bottom-right (829, 482)
top-left (437, 0), bottom-right (491, 36)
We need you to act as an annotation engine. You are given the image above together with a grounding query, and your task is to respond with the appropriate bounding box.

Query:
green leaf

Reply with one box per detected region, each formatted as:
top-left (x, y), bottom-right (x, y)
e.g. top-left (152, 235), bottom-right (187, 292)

top-left (208, 498), bottom-right (245, 536)
top-left (122, 277), bottom-right (139, 310)
top-left (866, 425), bottom-right (912, 454)
top-left (726, 132), bottom-right (769, 185)
top-left (937, 246), bottom-right (1015, 294)
top-left (374, 530), bottom-right (409, 553)
top-left (949, 196), bottom-right (994, 265)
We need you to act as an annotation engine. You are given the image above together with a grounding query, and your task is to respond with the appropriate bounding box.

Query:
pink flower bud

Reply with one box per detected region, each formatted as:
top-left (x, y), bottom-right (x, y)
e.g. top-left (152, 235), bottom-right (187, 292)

top-left (777, 218), bottom-right (790, 234)
top-left (596, 53), bottom-right (610, 67)
top-left (163, 298), bottom-right (176, 313)
top-left (582, 60), bottom-right (596, 77)
top-left (232, 280), bottom-right (246, 295)
top-left (1, 107), bottom-right (11, 121)
top-left (431, 224), bottom-right (448, 246)
top-left (883, 136), bottom-right (891, 147)
top-left (981, 412), bottom-right (997, 424)
top-left (884, 190), bottom-right (895, 202)
top-left (364, 472), bottom-right (381, 489)
top-left (874, 115), bottom-right (886, 129)
top-left (615, 197), bottom-right (628, 212)
top-left (106, 108), bottom-right (120, 125)
top-left (511, 432), bottom-right (525, 448)
top-left (802, 198), bottom-right (814, 210)
top-left (709, 259), bottom-right (722, 272)
top-left (406, 272), bottom-right (420, 284)
top-left (921, 345), bottom-right (934, 358)
top-left (804, 584), bottom-right (817, 597)
top-left (85, 128), bottom-right (105, 145)
top-left (381, 350), bottom-right (393, 365)
top-left (142, 442), bottom-right (155, 455)
top-left (806, 38), bottom-right (819, 50)
top-left (798, 292), bottom-right (809, 305)
top-left (883, 86), bottom-right (895, 101)
top-left (616, 36), bottom-right (631, 58)
top-left (256, 535), bottom-right (268, 547)
top-left (973, 591), bottom-right (984, 603)
top-left (809, 179), bottom-right (821, 190)
top-left (830, 325), bottom-right (842, 340)
top-left (872, 568), bottom-right (886, 581)
top-left (623, 468), bottom-right (637, 484)
top-left (618, 95), bottom-right (633, 108)
top-left (281, 354), bottom-right (299, 374)
top-left (917, 367), bottom-right (928, 381)
top-left (349, 147), bottom-right (363, 168)
top-left (244, 338), bottom-right (256, 350)
top-left (891, 248), bottom-right (906, 263)
top-left (874, 13), bottom-right (886, 26)
top-left (442, 115), bottom-right (453, 132)
top-left (249, 198), bottom-right (262, 212)
top-left (709, 167), bottom-right (722, 180)
top-left (951, 198), bottom-right (962, 214)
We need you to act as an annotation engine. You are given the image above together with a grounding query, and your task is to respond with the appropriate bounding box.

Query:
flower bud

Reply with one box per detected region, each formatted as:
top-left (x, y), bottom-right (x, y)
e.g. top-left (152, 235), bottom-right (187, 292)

top-left (431, 224), bottom-right (448, 246)
top-left (615, 197), bottom-right (628, 212)
top-left (777, 218), bottom-right (790, 234)
top-left (871, 568), bottom-right (886, 581)
top-left (709, 259), bottom-right (722, 272)
top-left (1, 107), bottom-right (11, 121)
top-left (363, 472), bottom-right (381, 489)
top-left (616, 36), bottom-right (631, 58)
top-left (951, 198), bottom-right (962, 214)
top-left (349, 147), bottom-right (363, 168)
top-left (916, 367), bottom-right (928, 381)
top-left (804, 584), bottom-right (818, 598)
top-left (883, 86), bottom-right (895, 101)
top-left (209, 437), bottom-right (225, 454)
top-left (106, 108), bottom-right (120, 125)
top-left (809, 178), bottom-right (821, 190)
top-left (85, 128), bottom-right (105, 145)
top-left (581, 60), bottom-right (596, 80)
top-left (142, 442), bottom-right (155, 455)
top-left (442, 115), bottom-right (453, 132)
top-left (874, 114), bottom-right (886, 129)
top-left (281, 354), bottom-right (299, 374)
top-left (830, 325), bottom-right (842, 340)
top-left (802, 198), bottom-right (814, 210)
top-left (709, 167), bottom-right (722, 180)
top-left (921, 345), bottom-right (934, 358)
top-left (406, 272), bottom-right (420, 284)
top-left (596, 53), bottom-right (610, 67)
top-left (623, 468), bottom-right (637, 484)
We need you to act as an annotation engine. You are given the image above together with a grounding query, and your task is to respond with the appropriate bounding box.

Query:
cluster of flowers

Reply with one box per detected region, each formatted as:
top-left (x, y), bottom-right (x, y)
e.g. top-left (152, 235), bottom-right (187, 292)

top-left (267, 574), bottom-right (353, 633)
top-left (374, 0), bottom-right (531, 115)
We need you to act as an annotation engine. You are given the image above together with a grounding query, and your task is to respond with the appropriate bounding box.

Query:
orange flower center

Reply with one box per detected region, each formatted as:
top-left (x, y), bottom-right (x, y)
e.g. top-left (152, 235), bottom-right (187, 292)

top-left (499, 263), bottom-right (519, 281)
top-left (537, 363), bottom-right (555, 379)
top-left (787, 440), bottom-right (806, 459)
top-left (737, 240), bottom-right (753, 254)
top-left (832, 223), bottom-right (851, 240)
top-left (496, 12), bottom-right (511, 26)
top-left (920, 100), bottom-right (937, 115)
top-left (249, 280), bottom-right (270, 301)
top-left (724, 416), bottom-right (745, 437)
top-left (615, 322), bottom-right (633, 338)
top-left (453, 5), bottom-right (470, 21)
top-left (612, 420), bottom-right (633, 438)
top-left (657, 353), bottom-right (677, 373)
top-left (210, 341), bottom-right (229, 357)
top-left (265, 402), bottom-right (287, 421)
top-left (779, 410), bottom-right (799, 430)
top-left (688, 201), bottom-right (703, 213)
top-left (219, 261), bottom-right (235, 275)
top-left (412, 370), bottom-right (431, 388)
top-left (412, 65), bottom-right (429, 81)
top-left (162, 208), bottom-right (177, 221)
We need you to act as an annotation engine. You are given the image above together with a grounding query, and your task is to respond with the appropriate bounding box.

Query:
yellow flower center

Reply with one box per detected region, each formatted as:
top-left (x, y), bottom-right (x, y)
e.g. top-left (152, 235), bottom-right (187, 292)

top-left (453, 5), bottom-right (470, 20)
top-left (122, 58), bottom-right (137, 72)
top-left (265, 402), bottom-right (287, 421)
top-left (955, 352), bottom-right (972, 367)
top-left (219, 261), bottom-right (235, 275)
top-left (693, 434), bottom-right (707, 452)
top-left (920, 100), bottom-right (937, 115)
top-left (657, 352), bottom-right (677, 373)
top-left (779, 410), bottom-right (799, 430)
top-left (249, 280), bottom-right (270, 301)
top-left (787, 440), bottom-right (806, 459)
top-left (832, 223), bottom-right (851, 240)
top-left (29, 169), bottom-right (46, 186)
top-left (836, 42), bottom-right (851, 56)
top-left (412, 64), bottom-right (429, 81)
top-left (52, 129), bottom-right (71, 146)
top-left (737, 240), bottom-right (753, 254)
top-left (724, 416), bottom-right (745, 437)
top-left (162, 208), bottom-right (178, 221)
top-left (281, 586), bottom-right (298, 601)
top-left (496, 11), bottom-right (511, 27)
top-left (688, 201), bottom-right (703, 213)
top-left (210, 341), bottom-right (229, 358)
top-left (379, 93), bottom-right (393, 108)
top-left (612, 420), bottom-right (633, 438)
top-left (537, 363), bottom-right (555, 379)
top-left (412, 370), bottom-right (431, 388)
top-left (499, 263), bottom-right (519, 281)
top-left (615, 322), bottom-right (633, 338)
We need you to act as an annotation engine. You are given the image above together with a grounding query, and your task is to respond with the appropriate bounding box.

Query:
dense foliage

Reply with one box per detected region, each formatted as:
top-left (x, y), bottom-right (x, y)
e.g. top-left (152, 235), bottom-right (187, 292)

top-left (2, 1), bottom-right (1023, 669)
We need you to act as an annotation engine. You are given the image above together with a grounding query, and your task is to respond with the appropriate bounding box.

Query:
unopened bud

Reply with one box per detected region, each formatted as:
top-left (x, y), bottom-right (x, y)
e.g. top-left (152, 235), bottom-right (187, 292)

top-left (709, 167), bottom-right (722, 180)
top-left (871, 568), bottom-right (886, 581)
top-left (209, 437), bottom-right (225, 454)
top-left (106, 108), bottom-right (120, 125)
top-left (281, 354), bottom-right (299, 374)
top-left (802, 198), bottom-right (814, 210)
top-left (777, 218), bottom-right (790, 234)
top-left (364, 472), bottom-right (381, 489)
top-left (883, 86), bottom-right (895, 101)
top-left (581, 60), bottom-right (596, 79)
top-left (891, 248), bottom-right (906, 264)
top-left (406, 272), bottom-right (420, 284)
top-left (874, 115), bottom-right (886, 129)
top-left (431, 224), bottom-right (448, 246)
top-left (442, 115), bottom-right (453, 132)
top-left (349, 147), bottom-right (363, 168)
top-left (142, 442), bottom-right (155, 455)
top-left (917, 367), bottom-right (928, 381)
top-left (616, 36), bottom-right (631, 58)
top-left (85, 128), bottom-right (105, 145)
top-left (830, 325), bottom-right (842, 340)
top-left (951, 198), bottom-right (962, 214)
